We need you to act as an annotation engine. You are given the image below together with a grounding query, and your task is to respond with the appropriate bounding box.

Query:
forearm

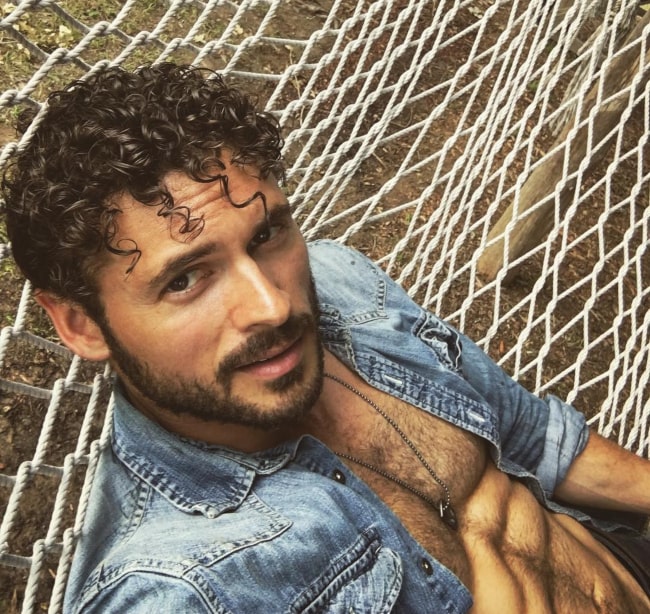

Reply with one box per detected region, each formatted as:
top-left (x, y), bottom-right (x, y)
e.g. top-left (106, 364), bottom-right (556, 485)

top-left (553, 430), bottom-right (650, 515)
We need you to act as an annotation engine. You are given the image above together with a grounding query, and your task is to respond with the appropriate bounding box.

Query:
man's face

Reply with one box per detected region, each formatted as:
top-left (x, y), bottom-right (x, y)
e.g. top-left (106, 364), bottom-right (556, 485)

top-left (95, 161), bottom-right (323, 431)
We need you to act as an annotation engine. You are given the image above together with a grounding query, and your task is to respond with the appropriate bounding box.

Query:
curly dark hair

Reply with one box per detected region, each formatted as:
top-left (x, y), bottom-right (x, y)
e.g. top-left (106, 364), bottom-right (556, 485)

top-left (1, 62), bottom-right (285, 320)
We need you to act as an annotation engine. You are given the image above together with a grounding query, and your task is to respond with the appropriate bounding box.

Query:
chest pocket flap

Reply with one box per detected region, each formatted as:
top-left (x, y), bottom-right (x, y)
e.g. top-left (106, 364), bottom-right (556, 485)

top-left (291, 536), bottom-right (402, 614)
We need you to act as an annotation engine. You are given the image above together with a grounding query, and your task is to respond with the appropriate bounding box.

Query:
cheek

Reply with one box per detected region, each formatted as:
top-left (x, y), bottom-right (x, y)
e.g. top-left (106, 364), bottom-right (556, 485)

top-left (119, 305), bottom-right (224, 358)
top-left (164, 310), bottom-right (223, 351)
top-left (285, 239), bottom-right (311, 287)
top-left (285, 261), bottom-right (313, 308)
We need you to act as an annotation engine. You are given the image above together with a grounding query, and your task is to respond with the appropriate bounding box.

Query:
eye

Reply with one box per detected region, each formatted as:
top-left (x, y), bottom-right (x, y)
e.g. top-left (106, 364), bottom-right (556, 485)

top-left (249, 221), bottom-right (285, 250)
top-left (252, 226), bottom-right (271, 245)
top-left (165, 269), bottom-right (203, 294)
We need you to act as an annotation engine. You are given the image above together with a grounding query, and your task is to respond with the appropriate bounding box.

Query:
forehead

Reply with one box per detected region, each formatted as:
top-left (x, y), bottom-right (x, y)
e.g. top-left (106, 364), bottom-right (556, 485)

top-left (102, 164), bottom-right (284, 276)
top-left (116, 165), bottom-right (278, 234)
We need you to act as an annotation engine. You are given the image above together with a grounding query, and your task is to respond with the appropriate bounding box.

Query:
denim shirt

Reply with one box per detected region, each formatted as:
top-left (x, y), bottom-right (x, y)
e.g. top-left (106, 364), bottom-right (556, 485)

top-left (63, 240), bottom-right (589, 613)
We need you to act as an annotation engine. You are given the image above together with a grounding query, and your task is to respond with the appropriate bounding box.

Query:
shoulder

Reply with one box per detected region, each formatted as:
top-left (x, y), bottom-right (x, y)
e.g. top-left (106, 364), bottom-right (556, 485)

top-left (308, 240), bottom-right (387, 290)
top-left (308, 240), bottom-right (403, 324)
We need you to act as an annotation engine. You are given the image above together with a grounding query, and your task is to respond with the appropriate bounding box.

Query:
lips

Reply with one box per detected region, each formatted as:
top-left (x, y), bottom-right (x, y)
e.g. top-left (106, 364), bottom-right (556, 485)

top-left (217, 312), bottom-right (316, 381)
top-left (236, 337), bottom-right (303, 379)
top-left (250, 339), bottom-right (297, 363)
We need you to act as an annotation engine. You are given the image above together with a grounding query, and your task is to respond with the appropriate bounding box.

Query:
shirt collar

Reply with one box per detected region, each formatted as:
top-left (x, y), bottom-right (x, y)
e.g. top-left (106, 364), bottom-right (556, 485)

top-left (111, 385), bottom-right (296, 517)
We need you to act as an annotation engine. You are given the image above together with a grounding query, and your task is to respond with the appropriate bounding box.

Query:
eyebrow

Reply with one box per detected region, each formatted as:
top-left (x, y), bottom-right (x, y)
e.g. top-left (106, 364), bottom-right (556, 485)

top-left (253, 202), bottom-right (293, 236)
top-left (146, 242), bottom-right (219, 293)
top-left (146, 201), bottom-right (294, 293)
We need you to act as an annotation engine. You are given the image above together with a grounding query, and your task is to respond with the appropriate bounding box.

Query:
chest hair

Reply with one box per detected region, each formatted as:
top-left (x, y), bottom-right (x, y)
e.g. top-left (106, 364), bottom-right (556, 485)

top-left (310, 369), bottom-right (487, 581)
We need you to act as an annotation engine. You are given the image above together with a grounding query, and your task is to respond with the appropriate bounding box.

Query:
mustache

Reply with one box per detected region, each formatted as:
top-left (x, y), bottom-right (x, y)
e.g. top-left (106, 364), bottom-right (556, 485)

top-left (217, 312), bottom-right (317, 377)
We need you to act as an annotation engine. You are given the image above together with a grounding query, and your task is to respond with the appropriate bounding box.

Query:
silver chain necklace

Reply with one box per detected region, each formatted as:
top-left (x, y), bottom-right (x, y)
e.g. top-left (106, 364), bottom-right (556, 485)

top-left (324, 372), bottom-right (458, 531)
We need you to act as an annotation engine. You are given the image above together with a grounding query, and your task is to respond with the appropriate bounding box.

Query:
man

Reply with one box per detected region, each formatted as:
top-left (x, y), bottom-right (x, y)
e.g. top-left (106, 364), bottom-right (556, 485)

top-left (3, 63), bottom-right (650, 613)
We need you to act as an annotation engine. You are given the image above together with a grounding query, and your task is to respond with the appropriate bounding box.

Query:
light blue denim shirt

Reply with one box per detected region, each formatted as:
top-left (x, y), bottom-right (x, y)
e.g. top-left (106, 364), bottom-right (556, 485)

top-left (63, 240), bottom-right (589, 613)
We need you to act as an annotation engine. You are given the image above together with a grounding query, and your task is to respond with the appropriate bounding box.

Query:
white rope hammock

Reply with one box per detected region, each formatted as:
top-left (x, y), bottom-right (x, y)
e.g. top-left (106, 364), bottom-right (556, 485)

top-left (0, 0), bottom-right (648, 611)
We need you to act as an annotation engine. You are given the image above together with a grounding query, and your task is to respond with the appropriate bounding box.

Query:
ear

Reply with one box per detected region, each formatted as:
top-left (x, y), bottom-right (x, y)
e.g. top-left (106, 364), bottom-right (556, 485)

top-left (35, 292), bottom-right (110, 362)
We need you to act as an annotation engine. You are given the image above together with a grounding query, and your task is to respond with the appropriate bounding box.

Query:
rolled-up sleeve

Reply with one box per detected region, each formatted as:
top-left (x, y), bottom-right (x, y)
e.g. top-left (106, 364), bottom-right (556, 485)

top-left (534, 394), bottom-right (589, 494)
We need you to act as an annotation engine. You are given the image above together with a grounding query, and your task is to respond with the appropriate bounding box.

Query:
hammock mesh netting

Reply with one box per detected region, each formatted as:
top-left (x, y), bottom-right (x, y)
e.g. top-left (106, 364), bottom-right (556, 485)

top-left (0, 0), bottom-right (649, 611)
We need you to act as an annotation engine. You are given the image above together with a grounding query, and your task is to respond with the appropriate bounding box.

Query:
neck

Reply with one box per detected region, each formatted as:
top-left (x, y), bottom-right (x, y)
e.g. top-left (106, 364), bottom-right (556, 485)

top-left (146, 409), bottom-right (303, 452)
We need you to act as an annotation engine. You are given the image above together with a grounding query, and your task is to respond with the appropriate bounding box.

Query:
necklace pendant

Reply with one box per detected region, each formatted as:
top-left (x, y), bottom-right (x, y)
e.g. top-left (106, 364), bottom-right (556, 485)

top-left (439, 502), bottom-right (458, 531)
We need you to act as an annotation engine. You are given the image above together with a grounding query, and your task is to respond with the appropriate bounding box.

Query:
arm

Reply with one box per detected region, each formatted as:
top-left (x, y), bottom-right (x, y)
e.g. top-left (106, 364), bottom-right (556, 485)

top-left (554, 430), bottom-right (650, 515)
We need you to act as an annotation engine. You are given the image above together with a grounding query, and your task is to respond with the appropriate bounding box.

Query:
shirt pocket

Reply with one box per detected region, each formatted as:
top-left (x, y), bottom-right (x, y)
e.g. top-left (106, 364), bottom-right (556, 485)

top-left (290, 532), bottom-right (402, 614)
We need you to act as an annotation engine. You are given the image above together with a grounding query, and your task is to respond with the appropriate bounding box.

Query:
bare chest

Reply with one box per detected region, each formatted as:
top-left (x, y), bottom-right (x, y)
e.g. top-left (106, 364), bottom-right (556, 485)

top-left (309, 367), bottom-right (487, 579)
top-left (333, 383), bottom-right (486, 522)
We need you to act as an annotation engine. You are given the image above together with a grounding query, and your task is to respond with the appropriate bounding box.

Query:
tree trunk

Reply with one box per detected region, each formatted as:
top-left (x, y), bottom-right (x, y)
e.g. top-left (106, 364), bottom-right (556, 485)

top-left (477, 8), bottom-right (650, 283)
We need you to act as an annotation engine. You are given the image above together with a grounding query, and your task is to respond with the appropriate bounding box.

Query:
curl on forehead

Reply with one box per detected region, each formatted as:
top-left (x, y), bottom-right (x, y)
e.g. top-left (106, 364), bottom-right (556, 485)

top-left (105, 163), bottom-right (273, 276)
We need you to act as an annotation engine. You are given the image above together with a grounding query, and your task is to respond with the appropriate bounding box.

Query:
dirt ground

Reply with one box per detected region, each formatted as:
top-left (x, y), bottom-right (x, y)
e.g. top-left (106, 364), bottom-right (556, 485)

top-left (1, 1), bottom-right (649, 612)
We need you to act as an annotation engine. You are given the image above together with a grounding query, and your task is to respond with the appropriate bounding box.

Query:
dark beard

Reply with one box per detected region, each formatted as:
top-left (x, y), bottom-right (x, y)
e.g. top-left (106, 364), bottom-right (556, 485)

top-left (98, 277), bottom-right (324, 429)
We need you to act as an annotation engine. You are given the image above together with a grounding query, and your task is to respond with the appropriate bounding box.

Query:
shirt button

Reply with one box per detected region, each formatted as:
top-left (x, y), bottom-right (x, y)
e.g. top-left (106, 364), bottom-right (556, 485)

top-left (332, 469), bottom-right (346, 484)
top-left (420, 558), bottom-right (433, 576)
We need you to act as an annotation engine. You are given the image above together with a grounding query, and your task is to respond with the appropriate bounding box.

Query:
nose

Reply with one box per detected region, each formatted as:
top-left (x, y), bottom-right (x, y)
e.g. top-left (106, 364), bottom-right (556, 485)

top-left (228, 257), bottom-right (291, 331)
